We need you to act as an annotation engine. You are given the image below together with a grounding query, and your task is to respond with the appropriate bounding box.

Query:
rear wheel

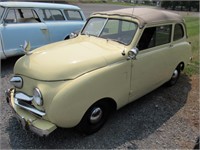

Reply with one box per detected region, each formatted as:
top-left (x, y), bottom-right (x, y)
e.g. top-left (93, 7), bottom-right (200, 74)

top-left (166, 65), bottom-right (181, 86)
top-left (76, 101), bottom-right (111, 135)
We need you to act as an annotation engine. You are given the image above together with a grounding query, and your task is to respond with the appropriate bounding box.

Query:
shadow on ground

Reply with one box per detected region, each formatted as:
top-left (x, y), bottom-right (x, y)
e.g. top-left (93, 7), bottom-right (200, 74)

top-left (1, 56), bottom-right (21, 77)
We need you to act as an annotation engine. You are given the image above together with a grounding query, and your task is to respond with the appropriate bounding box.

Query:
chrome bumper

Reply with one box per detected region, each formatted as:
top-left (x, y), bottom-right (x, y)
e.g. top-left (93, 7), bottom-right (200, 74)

top-left (5, 88), bottom-right (57, 137)
top-left (14, 92), bottom-right (45, 116)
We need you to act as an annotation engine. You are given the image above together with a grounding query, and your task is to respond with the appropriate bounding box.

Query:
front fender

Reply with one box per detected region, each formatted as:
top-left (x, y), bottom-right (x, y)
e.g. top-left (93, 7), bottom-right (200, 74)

top-left (48, 60), bottom-right (131, 128)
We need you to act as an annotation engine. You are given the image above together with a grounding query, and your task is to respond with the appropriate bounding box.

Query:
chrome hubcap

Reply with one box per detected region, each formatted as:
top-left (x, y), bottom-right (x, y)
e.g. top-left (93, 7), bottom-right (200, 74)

top-left (172, 70), bottom-right (179, 79)
top-left (90, 107), bottom-right (103, 124)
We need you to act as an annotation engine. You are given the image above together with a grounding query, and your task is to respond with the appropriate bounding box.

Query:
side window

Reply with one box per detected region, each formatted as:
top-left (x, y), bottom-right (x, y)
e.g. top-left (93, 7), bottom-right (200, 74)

top-left (155, 25), bottom-right (172, 45)
top-left (173, 24), bottom-right (184, 41)
top-left (64, 10), bottom-right (83, 20)
top-left (39, 9), bottom-right (65, 21)
top-left (5, 8), bottom-right (40, 23)
top-left (39, 9), bottom-right (51, 20)
top-left (137, 25), bottom-right (172, 51)
top-left (5, 9), bottom-right (18, 23)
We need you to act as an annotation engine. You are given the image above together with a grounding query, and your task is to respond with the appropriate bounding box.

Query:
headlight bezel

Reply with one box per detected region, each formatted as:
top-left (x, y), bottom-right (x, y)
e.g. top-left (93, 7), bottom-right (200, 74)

top-left (33, 87), bottom-right (43, 106)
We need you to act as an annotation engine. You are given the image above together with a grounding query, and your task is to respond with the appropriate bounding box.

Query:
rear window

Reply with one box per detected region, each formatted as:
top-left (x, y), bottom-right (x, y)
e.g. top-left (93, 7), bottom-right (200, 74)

top-left (64, 10), bottom-right (83, 20)
top-left (173, 24), bottom-right (184, 41)
top-left (39, 9), bottom-right (65, 21)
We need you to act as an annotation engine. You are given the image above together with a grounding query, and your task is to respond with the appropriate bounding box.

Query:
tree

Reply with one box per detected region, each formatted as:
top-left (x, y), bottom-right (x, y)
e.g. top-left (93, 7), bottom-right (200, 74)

top-left (161, 0), bottom-right (199, 12)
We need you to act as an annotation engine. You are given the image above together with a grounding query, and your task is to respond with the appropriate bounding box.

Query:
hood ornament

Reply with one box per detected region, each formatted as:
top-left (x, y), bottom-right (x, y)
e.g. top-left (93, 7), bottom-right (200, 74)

top-left (22, 41), bottom-right (32, 55)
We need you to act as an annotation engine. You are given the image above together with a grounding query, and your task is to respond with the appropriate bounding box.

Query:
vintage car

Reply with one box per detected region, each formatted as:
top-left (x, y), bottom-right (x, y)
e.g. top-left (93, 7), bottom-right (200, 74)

top-left (0, 2), bottom-right (85, 59)
top-left (6, 7), bottom-right (192, 136)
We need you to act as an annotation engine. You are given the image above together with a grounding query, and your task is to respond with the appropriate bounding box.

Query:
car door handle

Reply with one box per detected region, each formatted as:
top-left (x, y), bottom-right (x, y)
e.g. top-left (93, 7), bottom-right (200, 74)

top-left (169, 44), bottom-right (173, 47)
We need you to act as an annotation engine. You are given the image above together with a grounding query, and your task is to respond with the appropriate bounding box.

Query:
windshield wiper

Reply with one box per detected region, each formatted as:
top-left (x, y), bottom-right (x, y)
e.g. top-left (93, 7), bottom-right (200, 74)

top-left (81, 32), bottom-right (89, 36)
top-left (107, 38), bottom-right (126, 45)
top-left (82, 32), bottom-right (100, 38)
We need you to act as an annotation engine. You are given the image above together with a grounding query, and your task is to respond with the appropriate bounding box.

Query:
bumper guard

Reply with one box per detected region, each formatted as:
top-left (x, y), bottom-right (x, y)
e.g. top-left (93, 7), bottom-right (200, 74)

top-left (5, 88), bottom-right (57, 137)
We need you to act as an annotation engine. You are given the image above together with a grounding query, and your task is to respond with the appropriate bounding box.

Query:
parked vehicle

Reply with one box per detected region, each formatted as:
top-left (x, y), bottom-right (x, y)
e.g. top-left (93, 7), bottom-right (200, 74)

top-left (6, 7), bottom-right (192, 136)
top-left (0, 2), bottom-right (85, 59)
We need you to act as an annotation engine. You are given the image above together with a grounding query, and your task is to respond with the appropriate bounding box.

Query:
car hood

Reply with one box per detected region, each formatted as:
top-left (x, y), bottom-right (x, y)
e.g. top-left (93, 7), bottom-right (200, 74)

top-left (14, 36), bottom-right (124, 81)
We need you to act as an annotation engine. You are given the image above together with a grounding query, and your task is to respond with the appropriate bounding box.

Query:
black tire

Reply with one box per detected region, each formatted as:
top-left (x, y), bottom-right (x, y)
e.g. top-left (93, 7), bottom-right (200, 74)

top-left (76, 101), bottom-right (111, 135)
top-left (166, 65), bottom-right (181, 86)
top-left (64, 36), bottom-right (70, 40)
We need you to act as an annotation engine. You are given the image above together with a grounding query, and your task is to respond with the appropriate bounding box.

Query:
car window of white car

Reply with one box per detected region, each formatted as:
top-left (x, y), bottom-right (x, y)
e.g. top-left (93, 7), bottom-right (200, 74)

top-left (64, 10), bottom-right (83, 21)
top-left (39, 9), bottom-right (65, 21)
top-left (5, 8), bottom-right (41, 23)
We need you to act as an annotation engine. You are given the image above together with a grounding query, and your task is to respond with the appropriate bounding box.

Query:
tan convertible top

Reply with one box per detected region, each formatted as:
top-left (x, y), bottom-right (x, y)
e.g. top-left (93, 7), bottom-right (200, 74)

top-left (92, 7), bottom-right (183, 27)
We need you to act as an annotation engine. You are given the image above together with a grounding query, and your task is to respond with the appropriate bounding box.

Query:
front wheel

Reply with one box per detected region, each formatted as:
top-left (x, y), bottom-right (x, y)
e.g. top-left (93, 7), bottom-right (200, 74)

top-left (76, 101), bottom-right (110, 135)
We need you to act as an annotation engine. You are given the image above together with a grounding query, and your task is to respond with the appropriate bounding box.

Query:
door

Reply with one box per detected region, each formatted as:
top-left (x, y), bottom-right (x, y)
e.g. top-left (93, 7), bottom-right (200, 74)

top-left (129, 24), bottom-right (173, 101)
top-left (1, 8), bottom-right (50, 57)
top-left (38, 8), bottom-right (84, 42)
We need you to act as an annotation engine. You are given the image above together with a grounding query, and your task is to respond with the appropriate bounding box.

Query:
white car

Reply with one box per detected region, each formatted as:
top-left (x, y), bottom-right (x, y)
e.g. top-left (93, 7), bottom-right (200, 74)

top-left (0, 2), bottom-right (85, 59)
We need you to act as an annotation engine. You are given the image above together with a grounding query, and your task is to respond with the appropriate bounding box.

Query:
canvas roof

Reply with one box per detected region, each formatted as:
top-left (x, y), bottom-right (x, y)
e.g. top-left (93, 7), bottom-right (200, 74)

top-left (92, 7), bottom-right (183, 27)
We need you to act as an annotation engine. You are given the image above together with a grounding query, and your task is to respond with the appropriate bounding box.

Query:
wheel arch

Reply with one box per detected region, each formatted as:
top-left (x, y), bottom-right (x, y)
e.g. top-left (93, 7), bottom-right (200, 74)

top-left (178, 61), bottom-right (185, 71)
top-left (64, 35), bottom-right (70, 40)
top-left (90, 97), bottom-right (117, 112)
top-left (75, 97), bottom-right (117, 134)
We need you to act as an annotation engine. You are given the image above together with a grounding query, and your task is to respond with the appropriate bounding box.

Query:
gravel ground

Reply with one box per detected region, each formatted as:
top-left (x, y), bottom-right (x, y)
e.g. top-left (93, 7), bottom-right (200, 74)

top-left (1, 3), bottom-right (199, 149)
top-left (0, 56), bottom-right (199, 149)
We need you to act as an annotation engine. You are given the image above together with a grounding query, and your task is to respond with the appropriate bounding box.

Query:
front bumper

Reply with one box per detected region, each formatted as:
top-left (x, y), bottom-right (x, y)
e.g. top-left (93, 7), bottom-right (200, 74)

top-left (5, 88), bottom-right (57, 137)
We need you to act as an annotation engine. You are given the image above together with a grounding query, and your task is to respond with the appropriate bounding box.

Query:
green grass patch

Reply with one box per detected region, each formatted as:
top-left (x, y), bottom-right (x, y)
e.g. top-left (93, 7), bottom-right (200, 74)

top-left (184, 16), bottom-right (199, 76)
top-left (185, 17), bottom-right (199, 37)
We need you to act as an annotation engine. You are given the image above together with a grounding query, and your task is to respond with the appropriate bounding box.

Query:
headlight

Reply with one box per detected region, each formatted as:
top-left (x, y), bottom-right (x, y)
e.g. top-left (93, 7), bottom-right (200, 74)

top-left (10, 76), bottom-right (23, 88)
top-left (33, 88), bottom-right (43, 106)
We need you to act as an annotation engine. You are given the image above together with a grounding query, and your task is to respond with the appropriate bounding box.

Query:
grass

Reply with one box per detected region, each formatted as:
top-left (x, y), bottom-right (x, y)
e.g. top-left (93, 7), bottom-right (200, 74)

top-left (184, 16), bottom-right (199, 76)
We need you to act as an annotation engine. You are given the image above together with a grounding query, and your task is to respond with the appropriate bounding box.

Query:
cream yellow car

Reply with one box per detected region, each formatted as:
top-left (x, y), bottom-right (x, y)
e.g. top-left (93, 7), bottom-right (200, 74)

top-left (6, 8), bottom-right (192, 136)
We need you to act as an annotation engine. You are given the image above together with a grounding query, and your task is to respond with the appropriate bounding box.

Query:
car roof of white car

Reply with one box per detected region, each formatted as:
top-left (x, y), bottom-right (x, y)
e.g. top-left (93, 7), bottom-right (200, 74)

top-left (0, 2), bottom-right (80, 10)
top-left (93, 7), bottom-right (183, 27)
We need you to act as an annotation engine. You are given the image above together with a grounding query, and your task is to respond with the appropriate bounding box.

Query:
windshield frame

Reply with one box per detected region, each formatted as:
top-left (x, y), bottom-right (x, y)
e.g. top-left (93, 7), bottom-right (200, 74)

top-left (81, 17), bottom-right (108, 37)
top-left (81, 17), bottom-right (138, 46)
top-left (0, 6), bottom-right (5, 20)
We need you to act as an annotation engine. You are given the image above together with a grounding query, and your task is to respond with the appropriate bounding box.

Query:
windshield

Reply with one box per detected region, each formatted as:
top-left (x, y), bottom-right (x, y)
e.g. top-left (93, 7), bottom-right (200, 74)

top-left (0, 7), bottom-right (4, 19)
top-left (82, 17), bottom-right (138, 45)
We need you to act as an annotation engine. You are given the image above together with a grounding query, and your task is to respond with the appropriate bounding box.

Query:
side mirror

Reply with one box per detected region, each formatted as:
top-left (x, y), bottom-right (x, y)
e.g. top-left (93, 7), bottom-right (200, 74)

top-left (127, 47), bottom-right (139, 60)
top-left (69, 32), bottom-right (78, 39)
top-left (69, 30), bottom-right (80, 39)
